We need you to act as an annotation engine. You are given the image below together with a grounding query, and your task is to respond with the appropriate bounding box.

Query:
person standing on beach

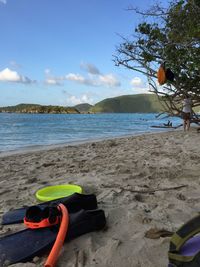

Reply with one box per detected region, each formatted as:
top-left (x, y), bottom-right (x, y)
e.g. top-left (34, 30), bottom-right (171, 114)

top-left (182, 95), bottom-right (192, 131)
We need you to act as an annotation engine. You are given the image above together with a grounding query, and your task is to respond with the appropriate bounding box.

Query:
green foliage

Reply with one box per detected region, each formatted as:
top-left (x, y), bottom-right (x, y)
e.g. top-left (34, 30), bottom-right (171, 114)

top-left (114, 0), bottom-right (200, 117)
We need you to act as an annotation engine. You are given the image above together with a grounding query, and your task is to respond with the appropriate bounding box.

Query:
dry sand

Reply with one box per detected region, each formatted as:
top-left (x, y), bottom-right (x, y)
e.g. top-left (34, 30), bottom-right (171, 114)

top-left (1, 129), bottom-right (200, 267)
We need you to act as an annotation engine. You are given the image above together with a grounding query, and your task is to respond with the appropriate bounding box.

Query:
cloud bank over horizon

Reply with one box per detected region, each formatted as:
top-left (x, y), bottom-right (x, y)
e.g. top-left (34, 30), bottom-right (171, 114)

top-left (61, 90), bottom-right (95, 106)
top-left (0, 65), bottom-right (149, 106)
top-left (44, 62), bottom-right (121, 88)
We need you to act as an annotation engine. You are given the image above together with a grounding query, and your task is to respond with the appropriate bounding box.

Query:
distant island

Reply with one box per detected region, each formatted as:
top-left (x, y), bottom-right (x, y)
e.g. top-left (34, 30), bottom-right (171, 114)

top-left (0, 94), bottom-right (165, 114)
top-left (0, 104), bottom-right (80, 114)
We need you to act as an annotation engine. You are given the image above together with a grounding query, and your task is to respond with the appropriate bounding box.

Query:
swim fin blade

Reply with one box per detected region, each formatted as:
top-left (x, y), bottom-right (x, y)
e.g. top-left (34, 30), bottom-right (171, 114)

top-left (0, 209), bottom-right (106, 266)
top-left (2, 193), bottom-right (98, 225)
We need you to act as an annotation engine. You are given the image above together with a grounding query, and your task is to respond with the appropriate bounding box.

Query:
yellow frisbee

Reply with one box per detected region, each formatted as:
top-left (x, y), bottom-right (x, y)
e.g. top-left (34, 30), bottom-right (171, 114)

top-left (36, 184), bottom-right (83, 202)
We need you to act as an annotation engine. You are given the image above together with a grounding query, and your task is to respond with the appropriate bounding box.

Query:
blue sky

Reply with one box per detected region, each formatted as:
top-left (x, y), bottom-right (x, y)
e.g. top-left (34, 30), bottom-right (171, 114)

top-left (0, 0), bottom-right (160, 107)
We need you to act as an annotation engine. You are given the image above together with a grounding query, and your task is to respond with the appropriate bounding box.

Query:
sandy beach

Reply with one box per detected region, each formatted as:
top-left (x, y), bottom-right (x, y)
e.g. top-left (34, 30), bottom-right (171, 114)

top-left (1, 129), bottom-right (200, 267)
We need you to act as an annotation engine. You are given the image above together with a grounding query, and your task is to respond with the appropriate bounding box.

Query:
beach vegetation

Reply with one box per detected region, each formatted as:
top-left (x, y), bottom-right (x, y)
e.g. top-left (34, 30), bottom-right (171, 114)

top-left (114, 0), bottom-right (200, 121)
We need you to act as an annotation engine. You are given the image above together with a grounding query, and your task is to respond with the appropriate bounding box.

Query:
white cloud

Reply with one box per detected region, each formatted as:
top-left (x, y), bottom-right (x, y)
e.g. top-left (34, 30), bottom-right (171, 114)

top-left (132, 84), bottom-right (151, 94)
top-left (68, 94), bottom-right (94, 105)
top-left (65, 72), bottom-right (120, 88)
top-left (0, 68), bottom-right (35, 84)
top-left (0, 0), bottom-right (7, 4)
top-left (60, 90), bottom-right (94, 106)
top-left (69, 96), bottom-right (83, 105)
top-left (44, 64), bottom-right (121, 88)
top-left (45, 79), bottom-right (62, 86)
top-left (130, 77), bottom-right (143, 87)
top-left (65, 73), bottom-right (98, 86)
top-left (0, 68), bottom-right (20, 82)
top-left (99, 74), bottom-right (121, 87)
top-left (66, 73), bottom-right (86, 83)
top-left (44, 69), bottom-right (64, 86)
top-left (130, 77), bottom-right (151, 94)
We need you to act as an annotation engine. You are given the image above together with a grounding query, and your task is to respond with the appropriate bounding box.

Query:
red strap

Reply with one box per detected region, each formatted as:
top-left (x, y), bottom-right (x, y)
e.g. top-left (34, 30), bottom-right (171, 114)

top-left (24, 216), bottom-right (60, 229)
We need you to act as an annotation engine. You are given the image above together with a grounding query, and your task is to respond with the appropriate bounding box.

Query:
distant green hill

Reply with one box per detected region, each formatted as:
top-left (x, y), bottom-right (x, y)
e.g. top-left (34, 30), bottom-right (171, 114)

top-left (90, 94), bottom-right (163, 113)
top-left (0, 103), bottom-right (80, 114)
top-left (2, 95), bottom-right (200, 115)
top-left (0, 94), bottom-right (166, 114)
top-left (74, 103), bottom-right (93, 113)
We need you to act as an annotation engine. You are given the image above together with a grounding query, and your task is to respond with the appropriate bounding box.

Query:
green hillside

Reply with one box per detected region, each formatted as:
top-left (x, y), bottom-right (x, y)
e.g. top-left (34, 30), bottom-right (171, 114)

top-left (90, 94), bottom-right (163, 113)
top-left (74, 103), bottom-right (93, 113)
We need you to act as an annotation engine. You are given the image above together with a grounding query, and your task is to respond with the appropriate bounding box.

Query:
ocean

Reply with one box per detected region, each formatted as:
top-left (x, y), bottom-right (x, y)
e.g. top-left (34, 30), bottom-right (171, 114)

top-left (0, 113), bottom-right (182, 152)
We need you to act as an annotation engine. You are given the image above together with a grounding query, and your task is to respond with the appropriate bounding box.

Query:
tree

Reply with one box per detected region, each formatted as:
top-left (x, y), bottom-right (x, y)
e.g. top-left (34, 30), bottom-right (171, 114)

top-left (114, 0), bottom-right (200, 120)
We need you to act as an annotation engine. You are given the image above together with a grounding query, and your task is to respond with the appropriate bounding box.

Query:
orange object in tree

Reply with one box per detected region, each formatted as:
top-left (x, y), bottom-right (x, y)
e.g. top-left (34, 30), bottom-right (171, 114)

top-left (157, 64), bottom-right (166, 85)
top-left (44, 204), bottom-right (69, 267)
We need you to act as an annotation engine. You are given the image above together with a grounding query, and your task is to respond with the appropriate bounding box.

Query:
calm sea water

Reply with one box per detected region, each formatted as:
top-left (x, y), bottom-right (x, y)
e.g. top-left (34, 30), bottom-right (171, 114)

top-left (0, 113), bottom-right (182, 152)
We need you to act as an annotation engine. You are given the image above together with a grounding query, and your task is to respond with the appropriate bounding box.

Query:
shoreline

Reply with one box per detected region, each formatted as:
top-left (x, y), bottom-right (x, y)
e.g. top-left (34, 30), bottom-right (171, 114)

top-left (1, 129), bottom-right (199, 266)
top-left (0, 128), bottom-right (177, 158)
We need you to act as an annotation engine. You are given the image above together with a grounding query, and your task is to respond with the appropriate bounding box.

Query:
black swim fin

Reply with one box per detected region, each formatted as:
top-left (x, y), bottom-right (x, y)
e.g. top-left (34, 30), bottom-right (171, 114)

top-left (0, 209), bottom-right (106, 266)
top-left (2, 193), bottom-right (98, 225)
